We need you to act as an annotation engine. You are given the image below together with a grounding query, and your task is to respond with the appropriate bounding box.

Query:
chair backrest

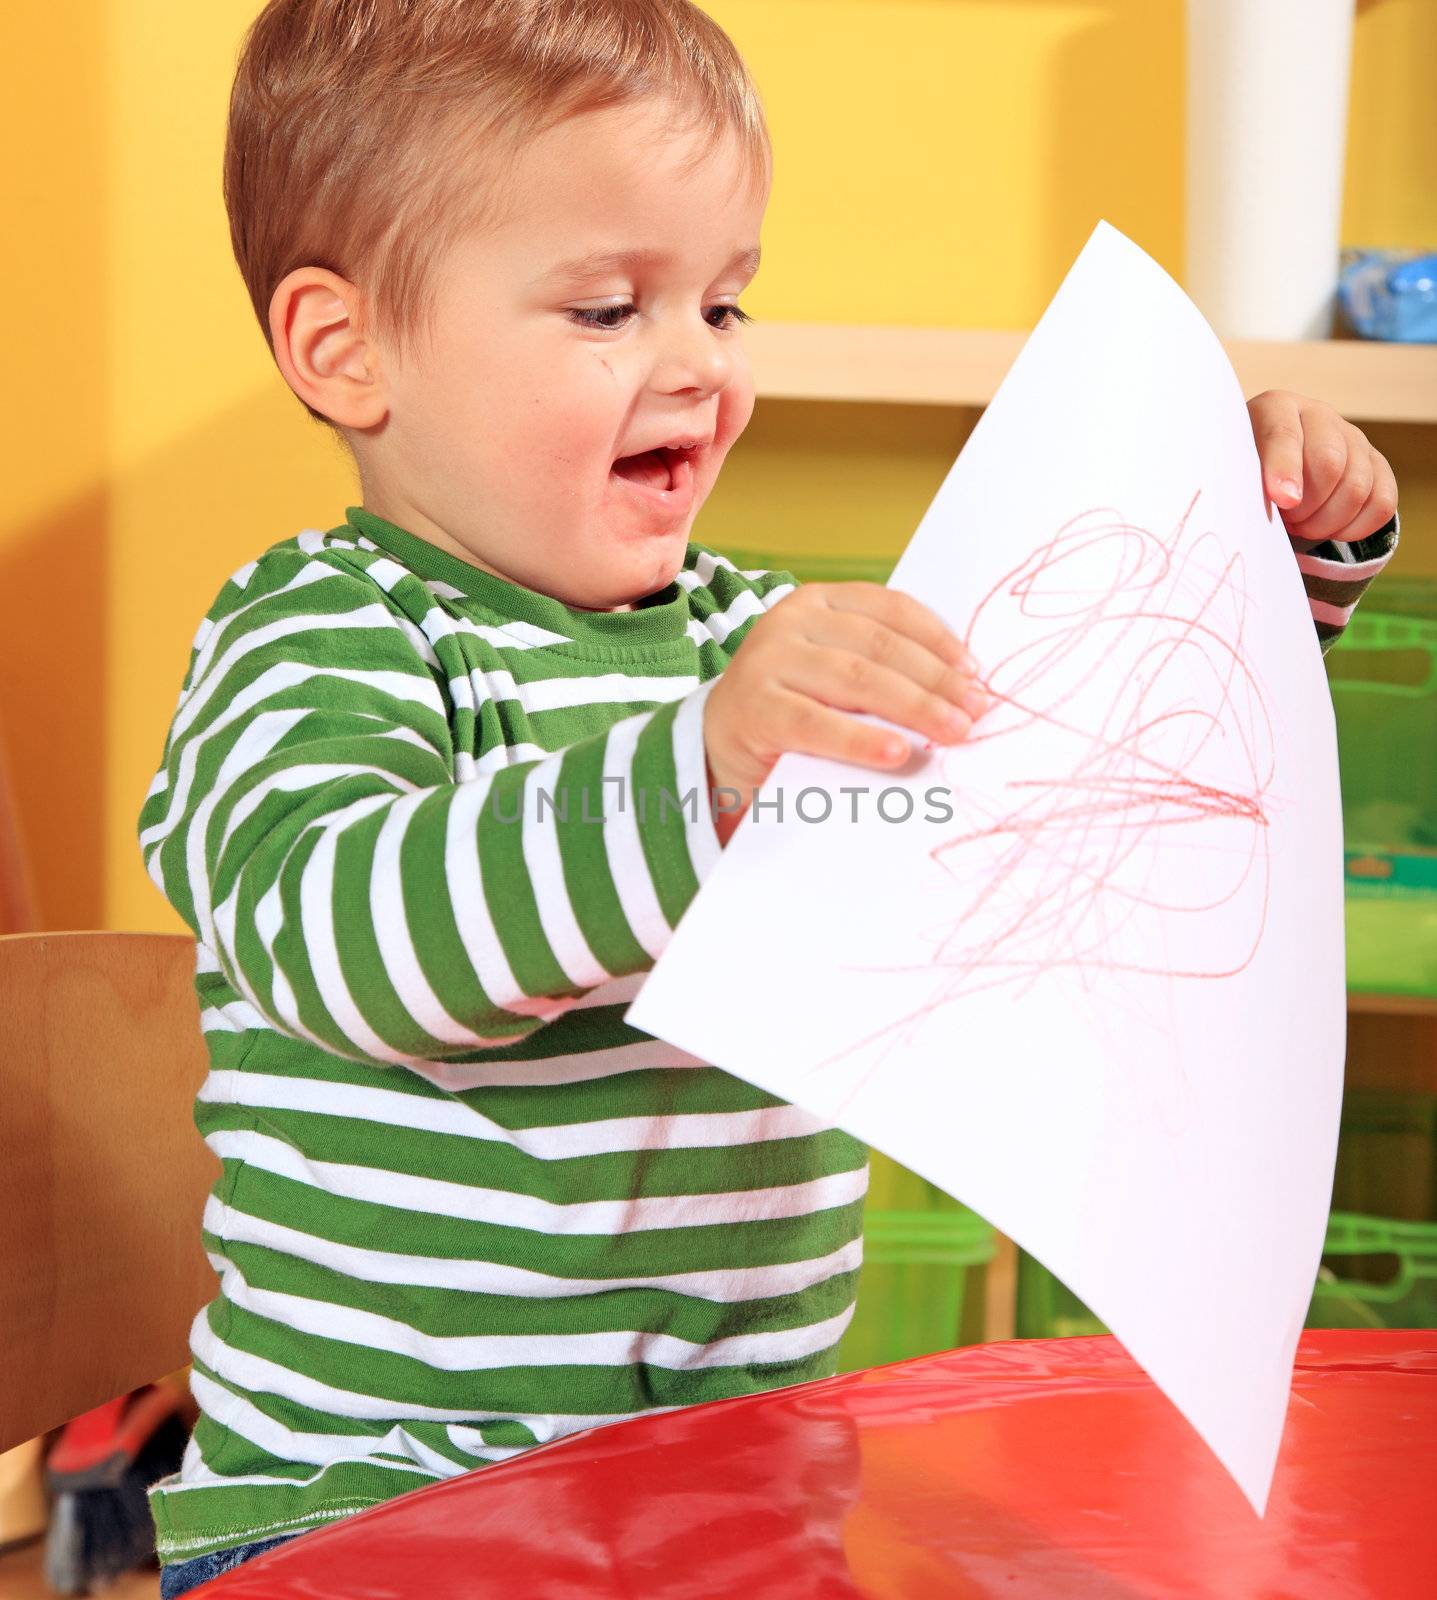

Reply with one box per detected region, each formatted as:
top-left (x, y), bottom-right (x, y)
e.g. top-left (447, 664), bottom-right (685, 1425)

top-left (0, 712), bottom-right (38, 933)
top-left (0, 931), bottom-right (219, 1454)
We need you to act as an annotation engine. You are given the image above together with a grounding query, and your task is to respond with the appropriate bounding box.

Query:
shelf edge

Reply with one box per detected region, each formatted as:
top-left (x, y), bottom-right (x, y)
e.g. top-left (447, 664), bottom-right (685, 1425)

top-left (747, 322), bottom-right (1437, 422)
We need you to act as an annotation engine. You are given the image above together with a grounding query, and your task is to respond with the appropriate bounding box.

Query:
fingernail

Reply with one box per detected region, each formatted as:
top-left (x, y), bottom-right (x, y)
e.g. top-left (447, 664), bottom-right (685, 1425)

top-left (944, 706), bottom-right (972, 736)
top-left (1277, 477), bottom-right (1301, 501)
top-left (959, 687), bottom-right (991, 720)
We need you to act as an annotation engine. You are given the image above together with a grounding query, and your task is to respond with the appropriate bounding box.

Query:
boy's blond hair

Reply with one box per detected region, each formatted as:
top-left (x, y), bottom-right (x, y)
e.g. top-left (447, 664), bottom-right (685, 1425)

top-left (224, 0), bottom-right (772, 426)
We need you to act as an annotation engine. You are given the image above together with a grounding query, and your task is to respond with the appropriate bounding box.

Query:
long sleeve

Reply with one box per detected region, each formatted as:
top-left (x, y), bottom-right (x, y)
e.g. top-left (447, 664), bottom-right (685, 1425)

top-left (1290, 511), bottom-right (1401, 655)
top-left (136, 523), bottom-right (868, 1575)
top-left (139, 557), bottom-right (722, 1071)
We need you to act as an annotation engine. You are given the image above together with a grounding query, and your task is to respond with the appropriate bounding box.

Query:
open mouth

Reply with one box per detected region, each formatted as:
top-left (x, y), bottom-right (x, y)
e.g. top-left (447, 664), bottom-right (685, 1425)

top-left (609, 445), bottom-right (698, 508)
top-left (610, 446), bottom-right (684, 491)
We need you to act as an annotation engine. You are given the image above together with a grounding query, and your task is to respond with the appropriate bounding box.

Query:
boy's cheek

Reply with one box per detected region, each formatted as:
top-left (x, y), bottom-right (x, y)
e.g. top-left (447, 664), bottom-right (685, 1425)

top-left (715, 374), bottom-right (757, 454)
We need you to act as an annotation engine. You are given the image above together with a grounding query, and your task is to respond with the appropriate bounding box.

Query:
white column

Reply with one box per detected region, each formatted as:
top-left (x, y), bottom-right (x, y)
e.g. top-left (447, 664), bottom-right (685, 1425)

top-left (1186, 0), bottom-right (1356, 339)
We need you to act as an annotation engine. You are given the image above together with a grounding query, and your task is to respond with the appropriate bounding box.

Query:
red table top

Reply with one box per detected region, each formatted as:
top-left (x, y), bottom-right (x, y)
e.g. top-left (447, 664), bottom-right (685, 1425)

top-left (205, 1331), bottom-right (1436, 1599)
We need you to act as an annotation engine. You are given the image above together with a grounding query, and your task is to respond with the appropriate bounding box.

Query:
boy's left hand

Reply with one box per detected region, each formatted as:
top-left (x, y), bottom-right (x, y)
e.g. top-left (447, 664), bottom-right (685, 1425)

top-left (1247, 390), bottom-right (1398, 545)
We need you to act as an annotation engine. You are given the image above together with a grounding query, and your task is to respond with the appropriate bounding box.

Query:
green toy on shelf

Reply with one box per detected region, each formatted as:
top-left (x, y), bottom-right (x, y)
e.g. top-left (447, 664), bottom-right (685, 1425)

top-left (1326, 579), bottom-right (1437, 999)
top-left (836, 1151), bottom-right (996, 1373)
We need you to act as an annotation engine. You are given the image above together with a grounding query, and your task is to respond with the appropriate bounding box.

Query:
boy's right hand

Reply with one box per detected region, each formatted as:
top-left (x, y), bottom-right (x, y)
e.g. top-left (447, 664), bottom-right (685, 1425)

top-left (703, 582), bottom-right (992, 838)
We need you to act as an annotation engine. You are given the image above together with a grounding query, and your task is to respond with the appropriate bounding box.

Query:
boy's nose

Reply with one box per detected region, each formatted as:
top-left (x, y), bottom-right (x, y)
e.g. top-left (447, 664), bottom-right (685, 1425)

top-left (651, 317), bottom-right (737, 397)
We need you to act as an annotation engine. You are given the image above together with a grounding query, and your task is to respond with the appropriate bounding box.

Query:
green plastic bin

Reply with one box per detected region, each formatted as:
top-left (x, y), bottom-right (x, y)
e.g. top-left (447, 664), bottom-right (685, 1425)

top-left (1017, 1086), bottom-right (1437, 1337)
top-left (837, 1151), bottom-right (996, 1373)
top-left (1325, 580), bottom-right (1437, 998)
top-left (1309, 1212), bottom-right (1437, 1328)
top-left (1331, 1089), bottom-right (1437, 1222)
top-left (1016, 1209), bottom-right (1437, 1339)
top-left (1015, 1249), bottom-right (1107, 1341)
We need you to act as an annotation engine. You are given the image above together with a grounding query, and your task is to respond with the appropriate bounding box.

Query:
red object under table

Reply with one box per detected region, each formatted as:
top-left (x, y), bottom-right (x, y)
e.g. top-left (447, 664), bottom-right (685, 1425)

top-left (202, 1331), bottom-right (1435, 1599)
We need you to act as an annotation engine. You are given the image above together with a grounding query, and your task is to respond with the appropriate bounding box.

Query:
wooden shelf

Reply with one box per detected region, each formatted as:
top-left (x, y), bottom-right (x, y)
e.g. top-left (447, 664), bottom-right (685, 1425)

top-left (1346, 996), bottom-right (1437, 1096)
top-left (747, 322), bottom-right (1437, 424)
top-left (1348, 989), bottom-right (1437, 1019)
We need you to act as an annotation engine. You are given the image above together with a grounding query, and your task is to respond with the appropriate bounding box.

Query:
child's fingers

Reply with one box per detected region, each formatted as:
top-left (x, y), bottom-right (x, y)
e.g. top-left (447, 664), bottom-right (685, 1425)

top-left (1286, 423), bottom-right (1400, 546)
top-left (1367, 449), bottom-right (1400, 535)
top-left (1284, 428), bottom-right (1373, 543)
top-left (798, 605), bottom-right (990, 721)
top-left (783, 642), bottom-right (982, 751)
top-left (765, 686), bottom-right (948, 772)
top-left (707, 579), bottom-right (987, 799)
top-left (812, 580), bottom-right (971, 669)
top-left (1331, 465), bottom-right (1398, 545)
top-left (1290, 414), bottom-right (1354, 528)
top-left (1248, 390), bottom-right (1307, 509)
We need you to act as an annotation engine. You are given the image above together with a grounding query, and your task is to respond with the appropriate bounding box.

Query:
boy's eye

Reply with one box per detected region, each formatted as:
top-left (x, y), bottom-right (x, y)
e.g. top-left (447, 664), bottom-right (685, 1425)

top-left (566, 304), bottom-right (752, 331)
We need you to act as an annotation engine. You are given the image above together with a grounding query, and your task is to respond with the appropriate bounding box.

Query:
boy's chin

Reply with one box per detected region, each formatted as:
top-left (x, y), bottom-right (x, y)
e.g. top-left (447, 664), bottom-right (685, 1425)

top-left (586, 546), bottom-right (688, 610)
top-left (566, 572), bottom-right (679, 613)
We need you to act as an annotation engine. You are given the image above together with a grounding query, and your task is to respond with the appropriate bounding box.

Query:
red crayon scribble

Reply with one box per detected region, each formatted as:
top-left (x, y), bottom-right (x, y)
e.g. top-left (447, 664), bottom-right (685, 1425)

top-left (803, 491), bottom-right (1279, 1105)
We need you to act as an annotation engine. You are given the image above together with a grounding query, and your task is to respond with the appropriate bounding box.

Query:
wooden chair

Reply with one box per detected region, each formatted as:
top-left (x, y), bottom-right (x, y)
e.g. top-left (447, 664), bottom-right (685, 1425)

top-left (0, 709), bottom-right (38, 934)
top-left (0, 932), bottom-right (219, 1456)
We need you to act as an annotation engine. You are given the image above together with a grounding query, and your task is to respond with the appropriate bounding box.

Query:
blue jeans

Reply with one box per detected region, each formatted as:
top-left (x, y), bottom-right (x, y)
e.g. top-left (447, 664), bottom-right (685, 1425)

top-left (158, 1533), bottom-right (302, 1597)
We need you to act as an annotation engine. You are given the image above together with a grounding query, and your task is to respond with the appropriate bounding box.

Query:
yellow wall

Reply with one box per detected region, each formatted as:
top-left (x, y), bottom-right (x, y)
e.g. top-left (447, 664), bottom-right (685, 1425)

top-left (1, 0), bottom-right (109, 929)
top-left (2, 0), bottom-right (1433, 933)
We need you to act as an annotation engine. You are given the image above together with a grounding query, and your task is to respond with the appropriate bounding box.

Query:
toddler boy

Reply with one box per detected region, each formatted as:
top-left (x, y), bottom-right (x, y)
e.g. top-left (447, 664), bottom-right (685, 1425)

top-left (141, 1), bottom-right (1397, 1590)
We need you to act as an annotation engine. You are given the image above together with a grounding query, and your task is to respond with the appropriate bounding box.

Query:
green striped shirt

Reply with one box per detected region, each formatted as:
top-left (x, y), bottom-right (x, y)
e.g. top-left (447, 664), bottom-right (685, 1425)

top-left (138, 505), bottom-right (868, 1562)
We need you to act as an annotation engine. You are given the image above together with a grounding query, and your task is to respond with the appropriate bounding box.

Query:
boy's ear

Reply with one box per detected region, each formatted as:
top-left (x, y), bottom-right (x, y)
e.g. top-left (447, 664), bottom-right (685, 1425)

top-left (268, 267), bottom-right (388, 429)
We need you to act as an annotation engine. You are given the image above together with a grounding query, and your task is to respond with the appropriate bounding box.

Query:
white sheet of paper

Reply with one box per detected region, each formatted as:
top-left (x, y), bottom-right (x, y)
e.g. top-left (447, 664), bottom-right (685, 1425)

top-left (627, 222), bottom-right (1346, 1516)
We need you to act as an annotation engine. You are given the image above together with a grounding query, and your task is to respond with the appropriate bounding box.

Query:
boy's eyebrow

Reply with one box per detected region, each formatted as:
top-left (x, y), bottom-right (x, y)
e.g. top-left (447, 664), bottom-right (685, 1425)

top-left (535, 244), bottom-right (761, 287)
